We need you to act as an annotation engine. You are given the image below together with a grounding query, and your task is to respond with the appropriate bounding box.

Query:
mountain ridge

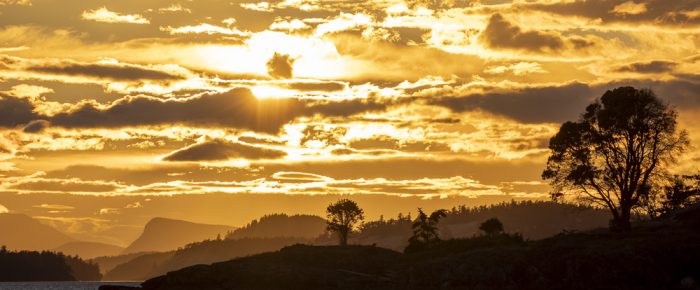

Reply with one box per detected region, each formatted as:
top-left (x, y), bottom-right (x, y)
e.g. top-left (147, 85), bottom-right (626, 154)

top-left (122, 217), bottom-right (234, 254)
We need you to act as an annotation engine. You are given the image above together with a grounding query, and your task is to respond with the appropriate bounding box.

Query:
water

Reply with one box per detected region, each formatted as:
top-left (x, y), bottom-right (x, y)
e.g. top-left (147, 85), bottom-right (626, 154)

top-left (0, 282), bottom-right (141, 290)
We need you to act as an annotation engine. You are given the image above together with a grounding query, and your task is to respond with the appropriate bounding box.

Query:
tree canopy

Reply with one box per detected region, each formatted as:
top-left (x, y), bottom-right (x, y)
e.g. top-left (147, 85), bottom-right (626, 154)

top-left (479, 218), bottom-right (504, 235)
top-left (406, 208), bottom-right (447, 252)
top-left (326, 199), bottom-right (364, 246)
top-left (543, 87), bottom-right (689, 231)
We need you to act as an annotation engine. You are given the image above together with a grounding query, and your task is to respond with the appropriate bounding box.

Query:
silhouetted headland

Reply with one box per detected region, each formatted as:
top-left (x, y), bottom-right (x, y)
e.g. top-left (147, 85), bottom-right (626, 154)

top-left (100, 204), bottom-right (700, 290)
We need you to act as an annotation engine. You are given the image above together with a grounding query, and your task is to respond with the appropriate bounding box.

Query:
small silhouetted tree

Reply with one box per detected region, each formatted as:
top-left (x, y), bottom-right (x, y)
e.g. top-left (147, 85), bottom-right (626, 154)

top-left (405, 208), bottom-right (447, 253)
top-left (543, 87), bottom-right (689, 231)
top-left (479, 218), bottom-right (504, 235)
top-left (409, 208), bottom-right (447, 244)
top-left (326, 199), bottom-right (364, 246)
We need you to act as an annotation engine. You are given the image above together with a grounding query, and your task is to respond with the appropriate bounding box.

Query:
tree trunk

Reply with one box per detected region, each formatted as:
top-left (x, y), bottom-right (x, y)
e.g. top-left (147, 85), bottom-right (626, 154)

top-left (611, 206), bottom-right (632, 232)
top-left (339, 229), bottom-right (348, 246)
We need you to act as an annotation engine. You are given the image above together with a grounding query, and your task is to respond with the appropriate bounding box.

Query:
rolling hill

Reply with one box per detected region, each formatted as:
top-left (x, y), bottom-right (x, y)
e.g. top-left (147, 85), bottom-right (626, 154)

top-left (226, 214), bottom-right (327, 240)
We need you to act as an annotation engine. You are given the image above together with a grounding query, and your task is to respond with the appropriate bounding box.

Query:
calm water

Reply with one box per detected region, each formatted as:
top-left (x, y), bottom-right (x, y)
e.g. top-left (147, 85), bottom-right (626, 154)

top-left (0, 282), bottom-right (141, 290)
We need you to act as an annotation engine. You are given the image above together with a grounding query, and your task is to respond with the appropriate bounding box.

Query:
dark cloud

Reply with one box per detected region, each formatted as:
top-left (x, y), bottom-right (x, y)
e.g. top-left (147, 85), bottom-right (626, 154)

top-left (163, 139), bottom-right (287, 161)
top-left (283, 81), bottom-right (346, 92)
top-left (0, 94), bottom-right (41, 127)
top-left (429, 77), bottom-right (700, 124)
top-left (237, 135), bottom-right (286, 145)
top-left (47, 88), bottom-right (387, 133)
top-left (480, 13), bottom-right (565, 53)
top-left (266, 53), bottom-right (294, 79)
top-left (614, 60), bottom-right (678, 74)
top-left (50, 88), bottom-right (303, 133)
top-left (431, 82), bottom-right (594, 123)
top-left (23, 119), bottom-right (50, 133)
top-left (25, 60), bottom-right (186, 81)
top-left (331, 147), bottom-right (397, 156)
top-left (594, 76), bottom-right (700, 109)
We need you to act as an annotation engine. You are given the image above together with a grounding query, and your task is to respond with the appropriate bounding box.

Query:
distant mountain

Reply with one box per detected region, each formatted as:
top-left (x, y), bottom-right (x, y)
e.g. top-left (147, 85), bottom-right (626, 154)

top-left (122, 218), bottom-right (233, 254)
top-left (0, 213), bottom-right (74, 251)
top-left (226, 214), bottom-right (327, 240)
top-left (54, 241), bottom-right (124, 259)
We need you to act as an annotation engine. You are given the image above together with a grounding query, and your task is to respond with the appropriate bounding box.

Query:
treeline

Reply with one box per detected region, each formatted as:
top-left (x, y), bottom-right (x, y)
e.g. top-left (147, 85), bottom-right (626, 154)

top-left (226, 214), bottom-right (326, 240)
top-left (313, 200), bottom-right (609, 251)
top-left (0, 246), bottom-right (101, 281)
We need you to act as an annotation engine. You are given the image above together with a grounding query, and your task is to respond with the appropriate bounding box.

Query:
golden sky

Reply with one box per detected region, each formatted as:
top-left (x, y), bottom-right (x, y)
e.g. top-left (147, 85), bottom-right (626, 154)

top-left (1, 0), bottom-right (699, 245)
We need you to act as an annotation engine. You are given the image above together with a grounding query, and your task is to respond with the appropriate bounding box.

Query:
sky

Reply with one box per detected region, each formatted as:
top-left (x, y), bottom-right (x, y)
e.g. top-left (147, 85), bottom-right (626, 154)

top-left (0, 0), bottom-right (699, 245)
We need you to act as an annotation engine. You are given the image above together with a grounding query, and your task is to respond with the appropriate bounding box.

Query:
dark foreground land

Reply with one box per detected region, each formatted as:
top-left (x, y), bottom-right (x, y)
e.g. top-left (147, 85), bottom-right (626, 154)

top-left (106, 206), bottom-right (700, 290)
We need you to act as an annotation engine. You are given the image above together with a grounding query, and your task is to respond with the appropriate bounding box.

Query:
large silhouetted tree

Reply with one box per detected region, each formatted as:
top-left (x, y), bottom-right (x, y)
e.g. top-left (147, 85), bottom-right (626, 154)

top-left (543, 87), bottom-right (689, 231)
top-left (326, 199), bottom-right (364, 246)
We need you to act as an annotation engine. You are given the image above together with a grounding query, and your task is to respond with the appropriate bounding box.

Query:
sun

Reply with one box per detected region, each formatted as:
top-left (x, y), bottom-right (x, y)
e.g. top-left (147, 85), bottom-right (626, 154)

top-left (250, 85), bottom-right (298, 99)
top-left (195, 31), bottom-right (348, 79)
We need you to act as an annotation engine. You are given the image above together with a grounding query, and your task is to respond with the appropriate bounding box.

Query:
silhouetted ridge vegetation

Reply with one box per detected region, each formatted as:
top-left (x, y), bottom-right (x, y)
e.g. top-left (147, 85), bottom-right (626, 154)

top-left (120, 203), bottom-right (700, 290)
top-left (0, 246), bottom-right (101, 281)
top-left (225, 214), bottom-right (326, 240)
top-left (317, 200), bottom-right (608, 251)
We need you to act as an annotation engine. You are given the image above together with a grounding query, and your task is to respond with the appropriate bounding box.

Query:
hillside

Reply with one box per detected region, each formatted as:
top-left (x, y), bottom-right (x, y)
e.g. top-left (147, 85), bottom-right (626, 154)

top-left (122, 218), bottom-right (233, 254)
top-left (0, 213), bottom-right (74, 251)
top-left (103, 237), bottom-right (308, 281)
top-left (91, 252), bottom-right (155, 275)
top-left (226, 214), bottom-right (326, 240)
top-left (103, 252), bottom-right (174, 281)
top-left (141, 245), bottom-right (401, 290)
top-left (54, 241), bottom-right (124, 260)
top-left (129, 205), bottom-right (700, 290)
